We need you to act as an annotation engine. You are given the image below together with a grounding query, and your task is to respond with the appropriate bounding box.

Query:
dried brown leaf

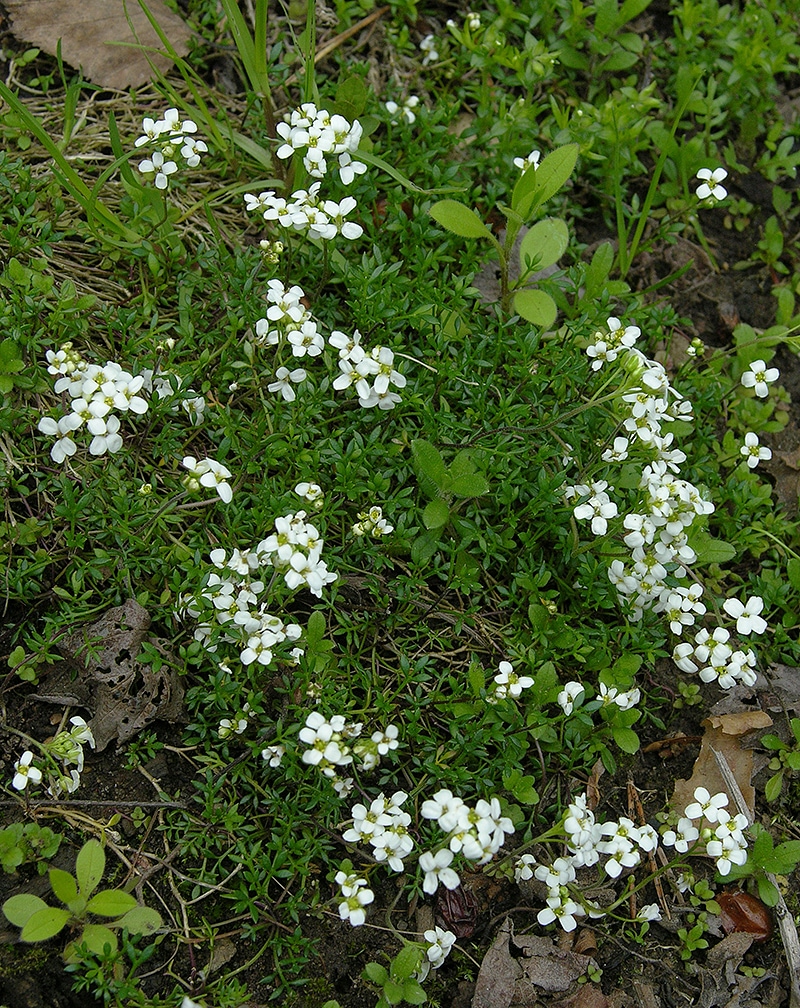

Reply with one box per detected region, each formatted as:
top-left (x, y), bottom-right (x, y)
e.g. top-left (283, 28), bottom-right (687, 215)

top-left (6, 0), bottom-right (192, 90)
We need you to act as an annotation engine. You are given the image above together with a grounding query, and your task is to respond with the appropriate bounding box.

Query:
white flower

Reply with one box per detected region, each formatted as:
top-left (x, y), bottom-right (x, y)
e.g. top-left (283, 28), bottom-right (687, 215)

top-left (514, 853), bottom-right (537, 882)
top-left (661, 817), bottom-right (700, 853)
top-left (69, 716), bottom-right (95, 749)
top-left (182, 456), bottom-right (233, 503)
top-left (741, 359), bottom-right (779, 398)
top-left (514, 149), bottom-right (541, 172)
top-left (338, 886), bottom-right (374, 926)
top-left (557, 681), bottom-right (584, 715)
top-left (424, 927), bottom-right (457, 967)
top-left (137, 149), bottom-right (178, 189)
top-left (268, 366), bottom-right (307, 402)
top-left (419, 34), bottom-right (439, 64)
top-left (684, 787), bottom-right (728, 824)
top-left (695, 167), bottom-right (728, 200)
top-left (261, 744), bottom-right (285, 767)
top-left (385, 96), bottom-right (420, 124)
top-left (722, 595), bottom-right (767, 635)
top-left (740, 432), bottom-right (772, 468)
top-left (419, 849), bottom-right (460, 894)
top-left (636, 903), bottom-right (662, 922)
top-left (12, 751), bottom-right (42, 791)
top-left (421, 789), bottom-right (466, 832)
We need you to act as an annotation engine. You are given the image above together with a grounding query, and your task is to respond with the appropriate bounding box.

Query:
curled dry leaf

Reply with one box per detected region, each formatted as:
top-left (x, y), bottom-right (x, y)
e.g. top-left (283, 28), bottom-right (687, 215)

top-left (717, 890), bottom-right (773, 943)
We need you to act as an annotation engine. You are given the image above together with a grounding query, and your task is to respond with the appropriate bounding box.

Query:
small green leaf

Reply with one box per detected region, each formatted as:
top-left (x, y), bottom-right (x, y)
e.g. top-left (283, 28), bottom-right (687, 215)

top-left (519, 218), bottom-right (569, 273)
top-left (401, 980), bottom-right (427, 1005)
top-left (86, 889), bottom-right (138, 917)
top-left (79, 923), bottom-right (118, 956)
top-left (764, 771), bottom-right (784, 803)
top-left (411, 529), bottom-right (441, 565)
top-left (612, 727), bottom-right (640, 754)
top-left (584, 242), bottom-right (614, 298)
top-left (49, 868), bottom-right (78, 906)
top-left (689, 532), bottom-right (736, 565)
top-left (75, 839), bottom-right (105, 897)
top-left (756, 875), bottom-right (781, 907)
top-left (429, 200), bottom-right (492, 239)
top-left (761, 840), bottom-right (800, 875)
top-left (20, 906), bottom-right (71, 942)
top-left (423, 499), bottom-right (450, 530)
top-left (305, 610), bottom-right (326, 649)
top-left (391, 943), bottom-right (423, 980)
top-left (450, 473), bottom-right (489, 498)
top-left (3, 893), bottom-right (50, 928)
top-left (513, 289), bottom-right (558, 328)
top-left (411, 439), bottom-right (448, 489)
top-left (114, 905), bottom-right (162, 935)
top-left (514, 144), bottom-right (579, 219)
top-left (334, 75), bottom-right (368, 119)
top-left (468, 663), bottom-right (486, 696)
top-left (383, 979), bottom-right (405, 1005)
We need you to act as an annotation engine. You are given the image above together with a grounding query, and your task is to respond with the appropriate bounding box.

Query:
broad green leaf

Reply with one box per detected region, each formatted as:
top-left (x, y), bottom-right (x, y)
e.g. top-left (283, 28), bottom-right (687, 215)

top-left (383, 979), bottom-right (405, 1005)
top-left (787, 558), bottom-right (800, 591)
top-left (79, 923), bottom-right (118, 956)
top-left (364, 962), bottom-right (388, 984)
top-left (20, 906), bottom-right (71, 942)
top-left (612, 654), bottom-right (643, 678)
top-left (449, 450), bottom-right (477, 480)
top-left (750, 826), bottom-right (773, 865)
top-left (411, 529), bottom-right (441, 565)
top-left (450, 473), bottom-right (489, 498)
top-left (411, 439), bottom-right (448, 488)
top-left (619, 0), bottom-right (654, 23)
top-left (519, 218), bottom-right (569, 273)
top-left (612, 727), bottom-right (640, 754)
top-left (765, 771), bottom-right (783, 802)
top-left (49, 868), bottom-right (78, 906)
top-left (334, 75), bottom-right (368, 119)
top-left (513, 289), bottom-right (558, 329)
top-left (515, 144), bottom-right (579, 219)
top-left (595, 0), bottom-right (620, 35)
top-left (401, 980), bottom-right (427, 1005)
top-left (305, 610), bottom-right (326, 649)
top-left (689, 532), bottom-right (736, 565)
top-left (115, 905), bottom-right (162, 935)
top-left (468, 663), bottom-right (486, 696)
top-left (429, 200), bottom-right (492, 239)
top-left (757, 876), bottom-right (781, 907)
top-left (760, 840), bottom-right (800, 875)
top-left (602, 50), bottom-right (639, 71)
top-left (391, 943), bottom-right (423, 980)
top-left (423, 499), bottom-right (450, 530)
top-left (75, 839), bottom-right (105, 897)
top-left (3, 893), bottom-right (49, 928)
top-left (86, 889), bottom-right (138, 917)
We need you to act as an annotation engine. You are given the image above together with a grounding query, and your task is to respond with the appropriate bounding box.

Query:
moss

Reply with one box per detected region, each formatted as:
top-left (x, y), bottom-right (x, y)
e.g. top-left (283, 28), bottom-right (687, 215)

top-left (0, 942), bottom-right (51, 977)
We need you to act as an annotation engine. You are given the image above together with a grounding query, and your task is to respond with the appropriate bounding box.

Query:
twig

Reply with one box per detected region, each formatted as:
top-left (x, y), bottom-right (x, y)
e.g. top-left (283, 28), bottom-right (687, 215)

top-left (712, 746), bottom-right (800, 1008)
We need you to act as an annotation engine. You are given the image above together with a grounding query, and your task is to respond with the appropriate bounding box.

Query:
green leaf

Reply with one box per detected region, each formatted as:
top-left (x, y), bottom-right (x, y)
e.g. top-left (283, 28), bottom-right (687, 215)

top-left (756, 875), bottom-right (781, 907)
top-left (519, 218), bottom-right (569, 273)
top-left (305, 610), bottom-right (326, 649)
top-left (449, 450), bottom-right (477, 479)
top-left (761, 840), bottom-right (800, 875)
top-left (689, 531), bottom-right (736, 565)
top-left (86, 889), bottom-right (138, 917)
top-left (750, 826), bottom-right (773, 865)
top-left (410, 529), bottom-right (442, 565)
top-left (75, 839), bottom-right (105, 897)
top-left (450, 473), bottom-right (489, 498)
top-left (383, 979), bottom-right (406, 1005)
top-left (584, 242), bottom-right (614, 298)
top-left (595, 0), bottom-right (620, 34)
top-left (49, 868), bottom-right (78, 906)
top-left (79, 923), bottom-right (118, 956)
top-left (423, 499), bottom-right (450, 530)
top-left (334, 75), bottom-right (368, 119)
top-left (787, 558), bottom-right (800, 591)
top-left (114, 905), bottom-right (162, 935)
top-left (514, 144), bottom-right (579, 219)
top-left (3, 893), bottom-right (50, 928)
top-left (401, 980), bottom-right (427, 1005)
top-left (619, 0), bottom-right (654, 23)
top-left (468, 663), bottom-right (486, 696)
top-left (391, 943), bottom-right (423, 980)
top-left (20, 906), bottom-right (71, 942)
top-left (612, 727), bottom-right (640, 754)
top-left (513, 289), bottom-right (558, 328)
top-left (764, 771), bottom-right (784, 802)
top-left (411, 439), bottom-right (448, 489)
top-left (429, 200), bottom-right (492, 239)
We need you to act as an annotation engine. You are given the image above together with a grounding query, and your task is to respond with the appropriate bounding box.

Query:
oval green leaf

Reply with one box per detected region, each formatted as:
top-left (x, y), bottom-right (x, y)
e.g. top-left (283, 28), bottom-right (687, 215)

top-left (519, 218), bottom-right (569, 273)
top-left (429, 200), bottom-right (492, 239)
top-left (115, 905), bottom-right (163, 935)
top-left (3, 893), bottom-right (49, 928)
top-left (86, 889), bottom-right (138, 917)
top-left (513, 289), bottom-right (558, 329)
top-left (79, 923), bottom-right (118, 956)
top-left (75, 839), bottom-right (105, 897)
top-left (49, 868), bottom-right (78, 906)
top-left (20, 906), bottom-right (71, 942)
top-left (423, 498), bottom-right (450, 530)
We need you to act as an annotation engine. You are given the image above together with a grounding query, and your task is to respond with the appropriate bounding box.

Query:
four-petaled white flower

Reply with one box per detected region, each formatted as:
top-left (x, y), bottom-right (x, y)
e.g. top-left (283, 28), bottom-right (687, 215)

top-left (695, 167), bottom-right (728, 201)
top-left (741, 359), bottom-right (779, 398)
top-left (684, 786), bottom-right (728, 823)
top-left (12, 751), bottom-right (42, 791)
top-left (740, 432), bottom-right (772, 468)
top-left (419, 849), bottom-right (460, 894)
top-left (182, 456), bottom-right (233, 503)
top-left (722, 595), bottom-right (767, 635)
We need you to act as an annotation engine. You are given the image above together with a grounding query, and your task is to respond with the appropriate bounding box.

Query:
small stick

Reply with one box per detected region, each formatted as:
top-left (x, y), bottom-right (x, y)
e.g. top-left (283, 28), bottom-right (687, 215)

top-left (712, 746), bottom-right (800, 1008)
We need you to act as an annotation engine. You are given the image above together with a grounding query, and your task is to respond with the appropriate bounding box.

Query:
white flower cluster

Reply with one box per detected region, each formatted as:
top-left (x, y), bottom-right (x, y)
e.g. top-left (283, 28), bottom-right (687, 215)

top-left (182, 456), bottom-right (233, 504)
top-left (11, 717), bottom-right (95, 797)
top-left (275, 103), bottom-right (366, 184)
top-left (299, 711), bottom-right (399, 783)
top-left (39, 344), bottom-right (149, 462)
top-left (557, 680), bottom-right (640, 716)
top-left (671, 595), bottom-right (767, 688)
top-left (418, 927), bottom-right (458, 977)
top-left (245, 182), bottom-right (363, 241)
top-left (218, 703), bottom-right (250, 739)
top-left (330, 327), bottom-right (406, 410)
top-left (335, 869), bottom-right (375, 926)
top-left (135, 107), bottom-right (208, 189)
top-left (568, 316), bottom-right (722, 635)
top-left (385, 96), bottom-right (420, 124)
top-left (253, 282), bottom-right (406, 409)
top-left (421, 790), bottom-right (515, 870)
top-left (352, 505), bottom-right (393, 537)
top-left (181, 518), bottom-right (338, 668)
top-left (487, 660), bottom-right (533, 703)
top-left (343, 790), bottom-right (414, 872)
top-left (141, 369), bottom-right (206, 426)
top-left (663, 787), bottom-right (748, 875)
